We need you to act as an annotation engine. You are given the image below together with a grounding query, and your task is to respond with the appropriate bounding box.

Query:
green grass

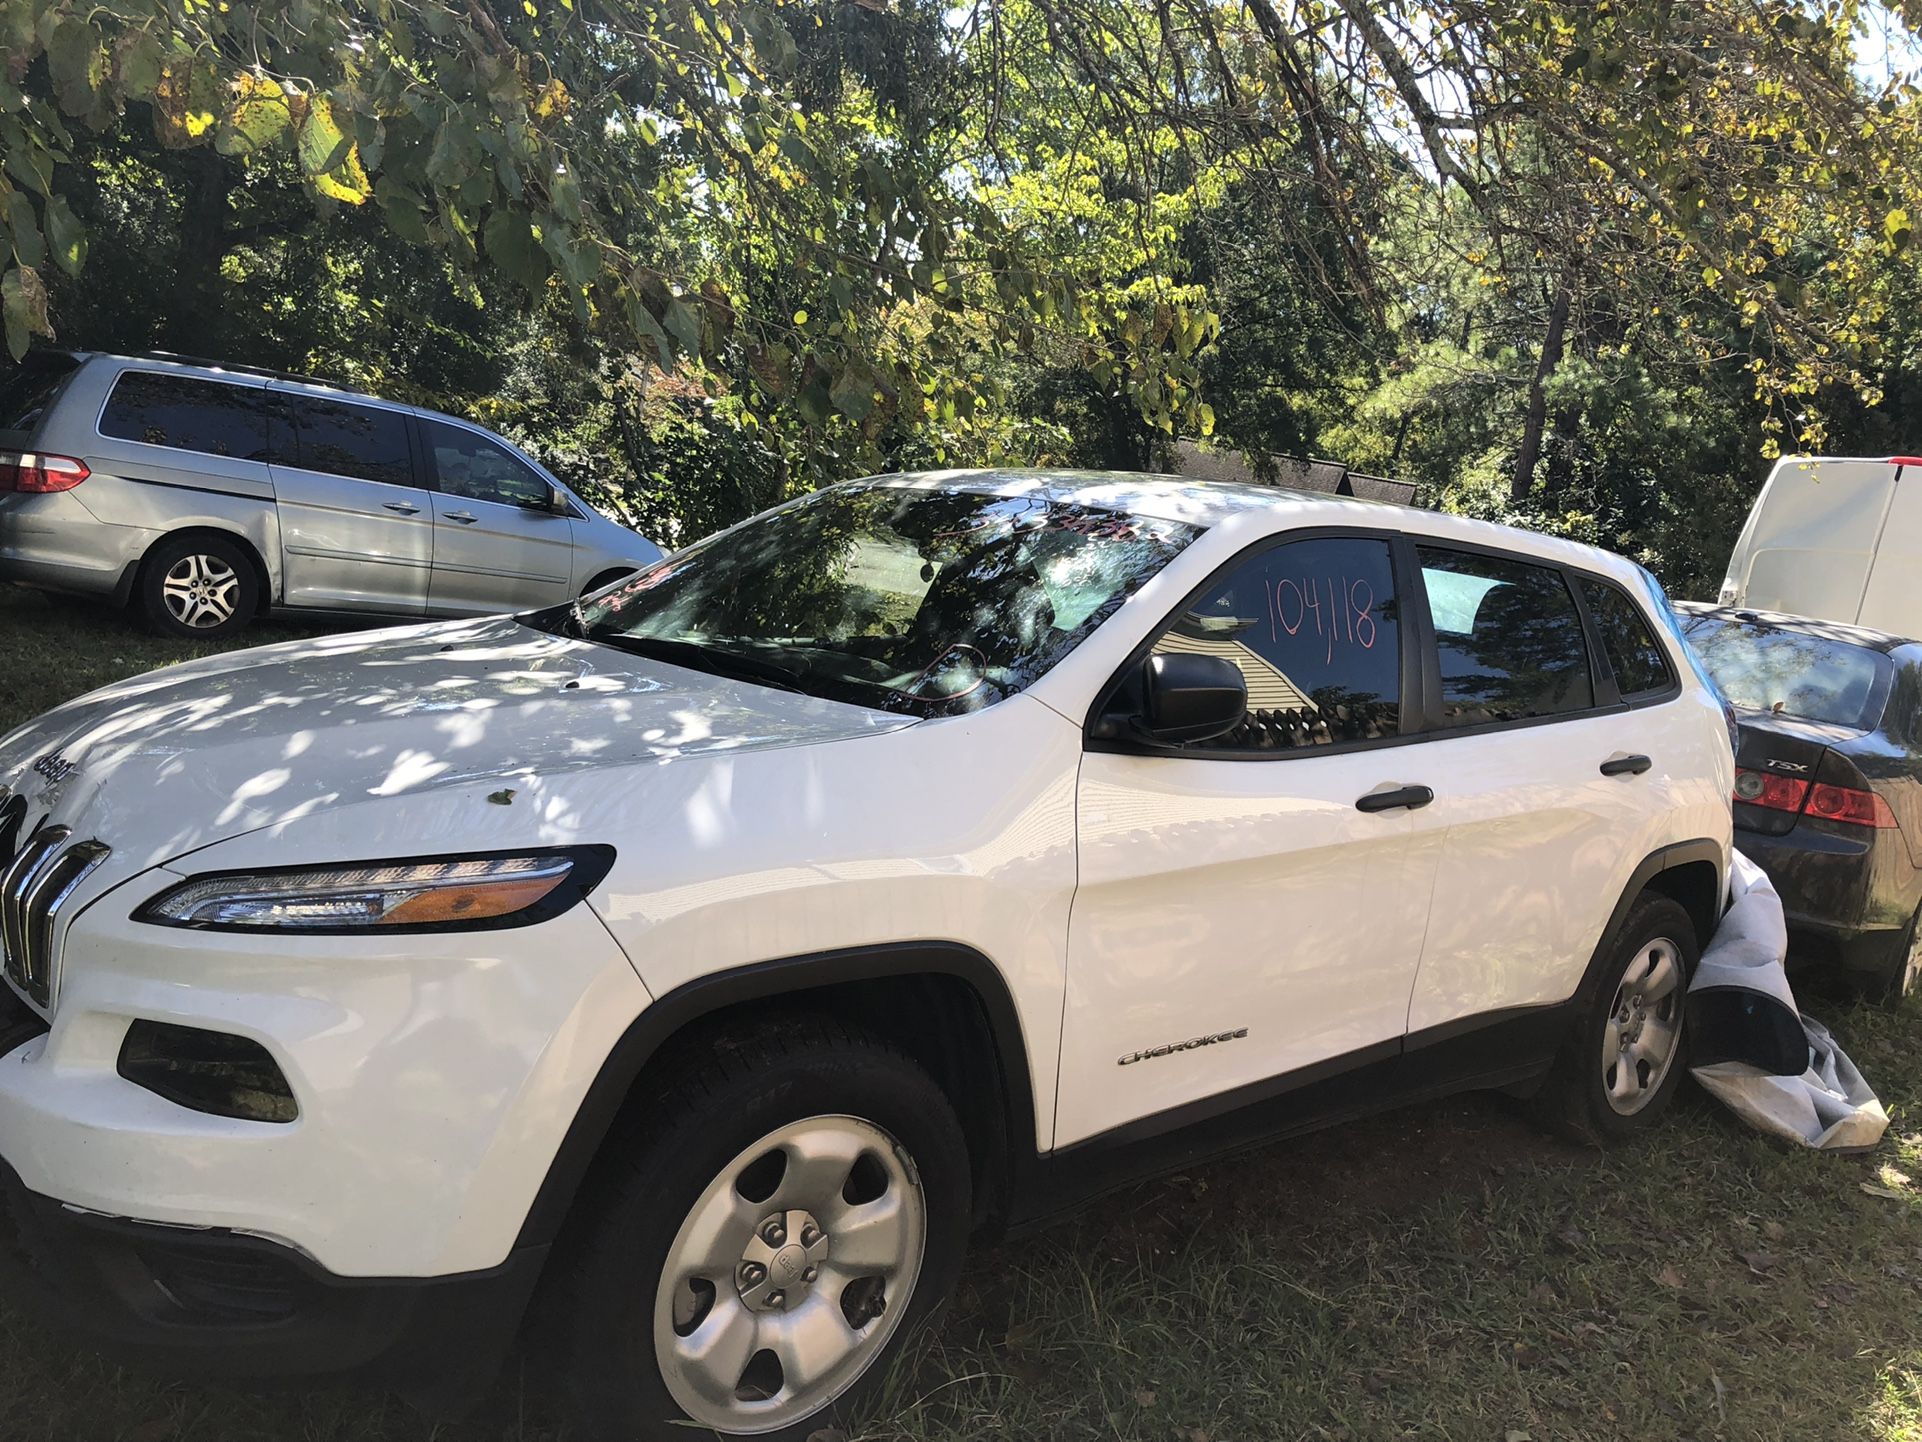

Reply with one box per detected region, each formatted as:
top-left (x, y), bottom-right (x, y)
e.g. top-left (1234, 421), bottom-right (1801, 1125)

top-left (5, 583), bottom-right (1922, 1441)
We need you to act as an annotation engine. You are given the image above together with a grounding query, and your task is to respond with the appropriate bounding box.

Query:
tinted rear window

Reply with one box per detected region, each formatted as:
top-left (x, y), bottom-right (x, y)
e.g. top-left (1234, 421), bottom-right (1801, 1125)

top-left (0, 355), bottom-right (79, 432)
top-left (1680, 615), bottom-right (1889, 729)
top-left (1582, 580), bottom-right (1674, 698)
top-left (99, 371), bottom-right (279, 460)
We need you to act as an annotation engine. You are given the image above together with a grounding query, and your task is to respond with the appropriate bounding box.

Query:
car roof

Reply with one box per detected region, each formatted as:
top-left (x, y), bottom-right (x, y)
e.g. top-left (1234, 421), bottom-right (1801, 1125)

top-left (865, 468), bottom-right (1648, 578)
top-left (1674, 599), bottom-right (1919, 654)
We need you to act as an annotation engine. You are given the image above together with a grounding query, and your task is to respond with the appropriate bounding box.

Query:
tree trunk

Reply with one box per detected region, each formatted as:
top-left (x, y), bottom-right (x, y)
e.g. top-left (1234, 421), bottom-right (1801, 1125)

top-left (1512, 275), bottom-right (1574, 503)
top-left (158, 151), bottom-right (235, 354)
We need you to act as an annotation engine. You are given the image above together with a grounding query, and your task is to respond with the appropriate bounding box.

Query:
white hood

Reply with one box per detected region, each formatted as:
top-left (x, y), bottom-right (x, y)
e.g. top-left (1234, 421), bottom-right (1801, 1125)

top-left (0, 615), bottom-right (915, 875)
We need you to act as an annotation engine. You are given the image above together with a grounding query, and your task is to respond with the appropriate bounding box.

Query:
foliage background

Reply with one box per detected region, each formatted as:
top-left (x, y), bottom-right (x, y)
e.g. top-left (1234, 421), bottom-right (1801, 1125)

top-left (7, 0), bottom-right (1922, 596)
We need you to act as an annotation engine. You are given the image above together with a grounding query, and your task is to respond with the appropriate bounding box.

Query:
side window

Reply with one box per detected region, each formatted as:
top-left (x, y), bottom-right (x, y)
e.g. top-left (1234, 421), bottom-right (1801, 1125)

top-left (1150, 535), bottom-right (1401, 751)
top-left (421, 418), bottom-right (550, 509)
top-left (285, 396), bottom-right (414, 487)
top-left (1418, 547), bottom-right (1594, 726)
top-left (98, 372), bottom-right (278, 461)
top-left (1581, 579), bottom-right (1674, 698)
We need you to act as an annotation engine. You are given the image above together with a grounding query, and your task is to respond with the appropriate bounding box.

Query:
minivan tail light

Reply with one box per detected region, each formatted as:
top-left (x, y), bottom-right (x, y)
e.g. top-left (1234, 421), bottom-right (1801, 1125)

top-left (1733, 768), bottom-right (1808, 813)
top-left (1804, 782), bottom-right (1897, 828)
top-left (0, 452), bottom-right (90, 493)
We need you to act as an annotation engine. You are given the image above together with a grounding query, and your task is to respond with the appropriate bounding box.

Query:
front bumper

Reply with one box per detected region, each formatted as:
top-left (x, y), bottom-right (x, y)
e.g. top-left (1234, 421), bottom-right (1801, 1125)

top-left (1735, 820), bottom-right (1921, 979)
top-left (0, 894), bottom-right (650, 1278)
top-left (0, 1146), bottom-right (544, 1403)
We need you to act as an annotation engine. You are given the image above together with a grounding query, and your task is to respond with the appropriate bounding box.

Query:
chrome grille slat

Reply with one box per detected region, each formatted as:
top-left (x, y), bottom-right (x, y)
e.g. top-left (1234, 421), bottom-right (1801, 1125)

top-left (0, 819), bottom-right (109, 1011)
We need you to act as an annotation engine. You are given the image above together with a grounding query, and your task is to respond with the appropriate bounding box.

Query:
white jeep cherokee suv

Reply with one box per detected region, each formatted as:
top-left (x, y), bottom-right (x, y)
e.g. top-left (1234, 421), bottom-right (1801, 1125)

top-left (0, 471), bottom-right (1731, 1439)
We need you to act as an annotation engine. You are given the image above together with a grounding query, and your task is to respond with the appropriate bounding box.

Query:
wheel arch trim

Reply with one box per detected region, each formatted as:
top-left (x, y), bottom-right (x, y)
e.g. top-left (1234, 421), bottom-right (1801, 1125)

top-left (513, 941), bottom-right (1039, 1250)
top-left (1575, 837), bottom-right (1727, 1009)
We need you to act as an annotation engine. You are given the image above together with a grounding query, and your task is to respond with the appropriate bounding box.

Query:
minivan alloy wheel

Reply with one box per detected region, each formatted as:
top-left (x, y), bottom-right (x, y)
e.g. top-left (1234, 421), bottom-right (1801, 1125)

top-left (160, 552), bottom-right (241, 630)
top-left (653, 1114), bottom-right (927, 1434)
top-left (1602, 937), bottom-right (1684, 1115)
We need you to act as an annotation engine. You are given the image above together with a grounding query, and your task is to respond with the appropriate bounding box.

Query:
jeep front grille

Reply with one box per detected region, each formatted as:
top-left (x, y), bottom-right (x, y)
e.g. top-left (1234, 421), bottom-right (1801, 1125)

top-left (0, 814), bottom-right (110, 1011)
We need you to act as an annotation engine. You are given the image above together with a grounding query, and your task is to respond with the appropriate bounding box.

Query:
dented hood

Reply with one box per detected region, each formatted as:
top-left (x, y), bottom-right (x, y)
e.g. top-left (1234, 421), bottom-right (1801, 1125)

top-left (0, 615), bottom-right (914, 874)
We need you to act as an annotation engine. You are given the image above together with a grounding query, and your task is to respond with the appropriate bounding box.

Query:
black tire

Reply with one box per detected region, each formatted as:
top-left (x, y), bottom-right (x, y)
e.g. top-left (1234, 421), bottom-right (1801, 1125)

top-left (137, 533), bottom-right (259, 640)
top-left (1532, 894), bottom-right (1699, 1145)
top-left (545, 1017), bottom-right (971, 1442)
top-left (1863, 904), bottom-right (1922, 1008)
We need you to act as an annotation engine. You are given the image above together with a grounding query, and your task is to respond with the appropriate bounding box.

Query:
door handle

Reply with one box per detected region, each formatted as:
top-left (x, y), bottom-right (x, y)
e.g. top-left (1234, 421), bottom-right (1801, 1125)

top-left (1355, 784), bottom-right (1434, 813)
top-left (381, 500), bottom-right (420, 515)
top-left (1600, 753), bottom-right (1653, 777)
top-left (445, 510), bottom-right (479, 524)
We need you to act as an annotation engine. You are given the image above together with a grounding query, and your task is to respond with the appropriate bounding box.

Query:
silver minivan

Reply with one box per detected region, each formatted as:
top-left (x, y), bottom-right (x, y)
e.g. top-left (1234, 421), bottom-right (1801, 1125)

top-left (0, 351), bottom-right (661, 637)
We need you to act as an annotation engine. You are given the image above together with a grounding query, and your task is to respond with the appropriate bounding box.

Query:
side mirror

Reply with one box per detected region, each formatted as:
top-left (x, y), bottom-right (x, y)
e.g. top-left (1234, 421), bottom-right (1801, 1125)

top-left (547, 484), bottom-right (571, 514)
top-left (1138, 653), bottom-right (1246, 745)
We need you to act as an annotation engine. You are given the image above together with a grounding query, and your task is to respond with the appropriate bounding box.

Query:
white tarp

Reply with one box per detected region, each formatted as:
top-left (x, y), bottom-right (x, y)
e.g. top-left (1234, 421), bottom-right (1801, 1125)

top-left (1687, 851), bottom-right (1888, 1152)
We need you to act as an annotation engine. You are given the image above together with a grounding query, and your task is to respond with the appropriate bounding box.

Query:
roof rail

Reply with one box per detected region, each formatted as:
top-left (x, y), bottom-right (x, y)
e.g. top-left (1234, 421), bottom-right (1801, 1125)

top-left (123, 350), bottom-right (364, 395)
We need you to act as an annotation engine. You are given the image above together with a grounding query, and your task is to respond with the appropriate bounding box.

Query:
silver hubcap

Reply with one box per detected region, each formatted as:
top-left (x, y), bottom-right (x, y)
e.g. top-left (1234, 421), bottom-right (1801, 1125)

top-left (654, 1115), bottom-right (926, 1434)
top-left (1603, 937), bottom-right (1685, 1115)
top-left (160, 553), bottom-right (239, 629)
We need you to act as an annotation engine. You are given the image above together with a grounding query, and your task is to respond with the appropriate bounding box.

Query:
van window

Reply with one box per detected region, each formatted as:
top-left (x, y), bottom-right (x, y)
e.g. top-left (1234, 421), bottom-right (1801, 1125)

top-left (284, 396), bottom-right (414, 487)
top-left (0, 354), bottom-right (79, 433)
top-left (421, 418), bottom-right (550, 508)
top-left (1418, 547), bottom-right (1594, 725)
top-left (1150, 535), bottom-right (1402, 750)
top-left (99, 372), bottom-right (279, 461)
top-left (1581, 580), bottom-right (1674, 698)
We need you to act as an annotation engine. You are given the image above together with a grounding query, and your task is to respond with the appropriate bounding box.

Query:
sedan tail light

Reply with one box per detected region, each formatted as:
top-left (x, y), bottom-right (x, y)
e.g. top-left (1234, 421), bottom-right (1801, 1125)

top-left (0, 451), bottom-right (90, 493)
top-left (1733, 768), bottom-right (1808, 813)
top-left (1734, 768), bottom-right (1896, 828)
top-left (1805, 782), bottom-right (1897, 828)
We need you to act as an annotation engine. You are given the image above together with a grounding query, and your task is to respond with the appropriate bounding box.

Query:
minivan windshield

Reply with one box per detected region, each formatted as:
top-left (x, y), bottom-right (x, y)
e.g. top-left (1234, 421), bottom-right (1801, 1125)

top-left (1680, 613), bottom-right (1890, 730)
top-left (526, 483), bottom-right (1201, 717)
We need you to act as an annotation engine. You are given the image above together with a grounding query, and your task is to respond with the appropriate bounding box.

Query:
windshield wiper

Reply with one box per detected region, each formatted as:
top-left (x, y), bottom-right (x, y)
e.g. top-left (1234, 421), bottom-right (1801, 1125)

top-left (587, 632), bottom-right (808, 694)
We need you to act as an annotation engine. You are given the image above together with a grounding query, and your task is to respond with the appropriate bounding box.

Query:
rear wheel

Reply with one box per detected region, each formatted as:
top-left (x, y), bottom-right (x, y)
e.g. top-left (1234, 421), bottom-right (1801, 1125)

top-left (547, 1019), bottom-right (971, 1441)
top-left (1533, 895), bottom-right (1697, 1144)
top-left (137, 534), bottom-right (258, 639)
top-left (1866, 904), bottom-right (1922, 1007)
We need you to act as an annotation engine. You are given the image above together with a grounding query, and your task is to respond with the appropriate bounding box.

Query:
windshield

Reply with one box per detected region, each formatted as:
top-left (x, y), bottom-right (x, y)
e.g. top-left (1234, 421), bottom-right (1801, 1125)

top-left (1680, 613), bottom-right (1889, 730)
top-left (533, 483), bottom-right (1201, 717)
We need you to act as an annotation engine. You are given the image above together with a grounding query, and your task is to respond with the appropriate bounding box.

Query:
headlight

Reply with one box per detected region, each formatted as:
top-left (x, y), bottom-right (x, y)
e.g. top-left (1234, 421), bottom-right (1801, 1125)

top-left (136, 847), bottom-right (614, 933)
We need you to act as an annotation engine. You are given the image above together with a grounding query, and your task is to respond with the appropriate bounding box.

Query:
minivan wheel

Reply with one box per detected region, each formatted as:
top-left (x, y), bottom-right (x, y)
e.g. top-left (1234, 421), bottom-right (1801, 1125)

top-left (546, 1018), bottom-right (970, 1441)
top-left (138, 535), bottom-right (258, 639)
top-left (1533, 894), bottom-right (1698, 1144)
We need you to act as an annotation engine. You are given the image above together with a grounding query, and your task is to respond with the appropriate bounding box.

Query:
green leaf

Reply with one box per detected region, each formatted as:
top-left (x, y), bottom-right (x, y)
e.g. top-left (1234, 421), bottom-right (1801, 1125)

top-left (1886, 208), bottom-right (1913, 251)
top-left (216, 72), bottom-right (295, 157)
top-left (6, 192), bottom-right (43, 269)
top-left (298, 95), bottom-right (370, 204)
top-left (662, 295), bottom-right (702, 356)
top-left (152, 56), bottom-right (222, 147)
top-left (115, 28), bottom-right (164, 98)
top-left (484, 209), bottom-right (550, 293)
top-left (830, 364), bottom-right (875, 421)
top-left (43, 195), bottom-right (84, 276)
top-left (46, 19), bottom-right (102, 118)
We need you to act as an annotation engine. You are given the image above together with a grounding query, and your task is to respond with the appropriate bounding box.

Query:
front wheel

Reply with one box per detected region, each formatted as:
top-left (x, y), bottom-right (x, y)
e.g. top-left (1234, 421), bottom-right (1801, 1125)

top-left (1533, 894), bottom-right (1697, 1144)
top-left (547, 1019), bottom-right (971, 1441)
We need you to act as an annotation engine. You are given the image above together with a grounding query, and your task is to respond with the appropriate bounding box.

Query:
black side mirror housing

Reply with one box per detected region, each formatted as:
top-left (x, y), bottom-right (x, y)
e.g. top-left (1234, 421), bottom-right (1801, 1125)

top-left (1138, 652), bottom-right (1246, 745)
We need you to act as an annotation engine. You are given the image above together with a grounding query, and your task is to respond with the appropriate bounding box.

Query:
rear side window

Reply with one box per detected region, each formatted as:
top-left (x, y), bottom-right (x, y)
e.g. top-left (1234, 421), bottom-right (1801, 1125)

top-left (421, 418), bottom-right (550, 508)
top-left (1418, 547), bottom-right (1594, 725)
top-left (0, 355), bottom-right (79, 432)
top-left (1150, 534), bottom-right (1402, 750)
top-left (1680, 613), bottom-right (1890, 730)
top-left (284, 396), bottom-right (413, 487)
top-left (1581, 580), bottom-right (1674, 698)
top-left (99, 372), bottom-right (278, 461)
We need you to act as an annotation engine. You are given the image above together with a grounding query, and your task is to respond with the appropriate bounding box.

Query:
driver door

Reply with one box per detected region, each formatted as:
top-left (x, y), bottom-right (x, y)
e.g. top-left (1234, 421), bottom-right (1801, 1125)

top-left (1056, 531), bottom-right (1447, 1146)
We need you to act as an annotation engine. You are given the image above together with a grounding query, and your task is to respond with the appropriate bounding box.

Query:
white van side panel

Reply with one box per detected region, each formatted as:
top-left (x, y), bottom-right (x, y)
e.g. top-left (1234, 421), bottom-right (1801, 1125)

top-left (1857, 467), bottom-right (1922, 639)
top-left (1728, 458), bottom-right (1896, 625)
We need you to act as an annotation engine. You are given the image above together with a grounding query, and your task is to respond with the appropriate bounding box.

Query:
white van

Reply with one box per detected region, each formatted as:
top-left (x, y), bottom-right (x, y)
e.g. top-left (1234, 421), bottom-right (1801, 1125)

top-left (1719, 455), bottom-right (1922, 638)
